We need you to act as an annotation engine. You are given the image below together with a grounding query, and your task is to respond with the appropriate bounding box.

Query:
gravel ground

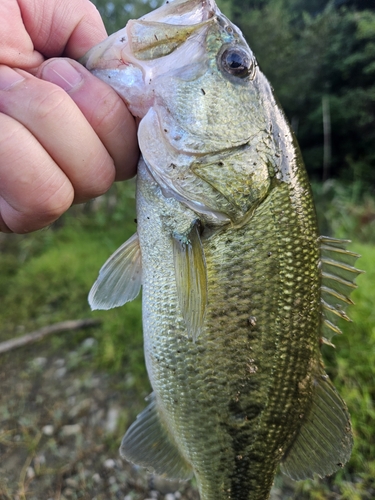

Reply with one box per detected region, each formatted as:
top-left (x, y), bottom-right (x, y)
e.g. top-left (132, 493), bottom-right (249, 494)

top-left (0, 335), bottom-right (294, 500)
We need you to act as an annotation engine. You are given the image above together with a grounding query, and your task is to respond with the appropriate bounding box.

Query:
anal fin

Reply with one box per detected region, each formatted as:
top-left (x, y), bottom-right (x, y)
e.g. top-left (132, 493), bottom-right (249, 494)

top-left (281, 371), bottom-right (353, 480)
top-left (88, 232), bottom-right (142, 310)
top-left (120, 394), bottom-right (192, 480)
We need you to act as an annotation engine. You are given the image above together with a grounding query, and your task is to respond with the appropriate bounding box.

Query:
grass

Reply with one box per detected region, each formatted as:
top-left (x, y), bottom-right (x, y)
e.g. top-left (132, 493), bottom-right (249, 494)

top-left (330, 242), bottom-right (375, 496)
top-left (0, 182), bottom-right (147, 390)
top-left (0, 180), bottom-right (374, 498)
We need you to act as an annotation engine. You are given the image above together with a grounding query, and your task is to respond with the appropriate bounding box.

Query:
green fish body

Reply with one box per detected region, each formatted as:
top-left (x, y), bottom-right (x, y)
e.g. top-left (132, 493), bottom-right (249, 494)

top-left (84, 1), bottom-right (361, 498)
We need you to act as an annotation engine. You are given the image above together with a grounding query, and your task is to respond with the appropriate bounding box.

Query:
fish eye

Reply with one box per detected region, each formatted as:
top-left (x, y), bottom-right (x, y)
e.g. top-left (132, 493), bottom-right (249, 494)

top-left (220, 47), bottom-right (253, 79)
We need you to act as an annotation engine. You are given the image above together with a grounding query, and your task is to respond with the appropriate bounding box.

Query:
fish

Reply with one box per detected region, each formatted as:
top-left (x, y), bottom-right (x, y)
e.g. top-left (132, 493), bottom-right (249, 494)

top-left (81, 0), bottom-right (362, 498)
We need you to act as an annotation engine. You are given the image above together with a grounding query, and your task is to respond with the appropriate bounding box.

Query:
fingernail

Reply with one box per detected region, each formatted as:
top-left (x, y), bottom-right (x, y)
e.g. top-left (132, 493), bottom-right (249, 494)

top-left (41, 59), bottom-right (83, 92)
top-left (0, 65), bottom-right (25, 90)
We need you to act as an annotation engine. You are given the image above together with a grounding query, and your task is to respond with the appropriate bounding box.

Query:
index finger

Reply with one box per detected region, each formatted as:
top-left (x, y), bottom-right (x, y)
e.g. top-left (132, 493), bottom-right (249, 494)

top-left (3, 0), bottom-right (107, 70)
top-left (22, 0), bottom-right (107, 58)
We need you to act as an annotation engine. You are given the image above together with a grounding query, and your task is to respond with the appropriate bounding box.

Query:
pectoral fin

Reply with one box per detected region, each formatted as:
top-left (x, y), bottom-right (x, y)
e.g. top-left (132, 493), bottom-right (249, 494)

top-left (88, 233), bottom-right (142, 310)
top-left (120, 394), bottom-right (192, 480)
top-left (280, 370), bottom-right (353, 480)
top-left (172, 224), bottom-right (208, 341)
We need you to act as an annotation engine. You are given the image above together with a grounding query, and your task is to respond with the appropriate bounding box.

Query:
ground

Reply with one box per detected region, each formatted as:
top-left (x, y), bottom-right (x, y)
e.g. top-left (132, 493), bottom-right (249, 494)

top-left (0, 333), bottom-right (199, 500)
top-left (0, 331), bottom-right (299, 500)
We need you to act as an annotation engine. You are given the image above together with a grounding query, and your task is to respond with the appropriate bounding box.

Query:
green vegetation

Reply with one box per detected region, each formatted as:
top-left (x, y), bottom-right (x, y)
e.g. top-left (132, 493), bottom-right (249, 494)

top-left (0, 183), bottom-right (147, 393)
top-left (312, 180), bottom-right (375, 243)
top-left (227, 0), bottom-right (375, 186)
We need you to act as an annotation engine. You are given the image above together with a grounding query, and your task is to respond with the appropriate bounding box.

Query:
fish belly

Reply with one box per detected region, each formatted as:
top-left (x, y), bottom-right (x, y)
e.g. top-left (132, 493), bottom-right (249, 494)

top-left (137, 161), bottom-right (320, 500)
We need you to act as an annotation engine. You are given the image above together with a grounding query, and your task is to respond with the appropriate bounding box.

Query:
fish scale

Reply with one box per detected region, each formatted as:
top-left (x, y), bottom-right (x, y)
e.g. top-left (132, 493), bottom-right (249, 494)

top-left (84, 1), bottom-right (360, 498)
top-left (134, 160), bottom-right (320, 499)
top-left (203, 187), bottom-right (318, 498)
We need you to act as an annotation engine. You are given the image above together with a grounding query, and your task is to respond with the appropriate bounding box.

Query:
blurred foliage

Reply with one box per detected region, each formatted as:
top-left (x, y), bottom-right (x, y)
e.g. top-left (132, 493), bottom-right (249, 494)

top-left (91, 0), bottom-right (162, 34)
top-left (0, 183), bottom-right (148, 394)
top-left (91, 0), bottom-right (375, 187)
top-left (229, 0), bottom-right (375, 185)
top-left (312, 180), bottom-right (375, 242)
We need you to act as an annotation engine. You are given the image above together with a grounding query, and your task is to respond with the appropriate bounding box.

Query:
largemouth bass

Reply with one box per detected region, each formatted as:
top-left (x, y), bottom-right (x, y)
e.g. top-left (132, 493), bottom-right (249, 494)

top-left (82, 1), bottom-right (362, 498)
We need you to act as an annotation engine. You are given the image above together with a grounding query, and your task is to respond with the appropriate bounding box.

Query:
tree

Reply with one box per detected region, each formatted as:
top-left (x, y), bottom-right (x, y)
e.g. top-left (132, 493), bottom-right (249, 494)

top-left (230, 0), bottom-right (375, 185)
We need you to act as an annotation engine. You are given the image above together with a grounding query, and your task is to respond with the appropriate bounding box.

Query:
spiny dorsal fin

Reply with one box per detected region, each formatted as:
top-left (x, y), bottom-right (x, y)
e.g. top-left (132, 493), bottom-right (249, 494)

top-left (88, 233), bottom-right (142, 310)
top-left (172, 223), bottom-right (207, 341)
top-left (320, 236), bottom-right (363, 341)
top-left (120, 394), bottom-right (193, 480)
top-left (280, 369), bottom-right (353, 480)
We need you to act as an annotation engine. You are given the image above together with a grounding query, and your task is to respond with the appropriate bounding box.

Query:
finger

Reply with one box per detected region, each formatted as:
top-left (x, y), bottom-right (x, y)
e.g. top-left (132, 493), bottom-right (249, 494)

top-left (39, 58), bottom-right (139, 181)
top-left (0, 65), bottom-right (115, 204)
top-left (0, 113), bottom-right (74, 233)
top-left (19, 0), bottom-right (107, 60)
top-left (0, 1), bottom-right (45, 69)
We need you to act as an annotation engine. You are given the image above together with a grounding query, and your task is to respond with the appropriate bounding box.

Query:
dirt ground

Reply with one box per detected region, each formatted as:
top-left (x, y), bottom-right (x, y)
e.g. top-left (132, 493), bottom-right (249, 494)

top-left (0, 333), bottom-right (295, 500)
top-left (0, 334), bottom-right (197, 500)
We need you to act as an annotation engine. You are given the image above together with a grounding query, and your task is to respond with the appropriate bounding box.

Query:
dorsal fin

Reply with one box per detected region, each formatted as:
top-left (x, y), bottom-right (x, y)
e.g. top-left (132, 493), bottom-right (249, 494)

top-left (319, 236), bottom-right (363, 343)
top-left (88, 233), bottom-right (142, 310)
top-left (120, 394), bottom-right (193, 480)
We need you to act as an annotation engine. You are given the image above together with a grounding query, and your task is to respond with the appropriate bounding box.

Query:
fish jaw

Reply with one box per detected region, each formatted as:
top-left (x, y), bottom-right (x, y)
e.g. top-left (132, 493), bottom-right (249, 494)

top-left (81, 0), bottom-right (267, 222)
top-left (80, 0), bottom-right (220, 118)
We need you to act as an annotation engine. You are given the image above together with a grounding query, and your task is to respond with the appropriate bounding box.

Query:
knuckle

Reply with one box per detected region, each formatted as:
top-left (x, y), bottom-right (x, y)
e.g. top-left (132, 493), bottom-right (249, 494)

top-left (31, 87), bottom-right (70, 122)
top-left (89, 88), bottom-right (125, 133)
top-left (84, 156), bottom-right (115, 200)
top-left (28, 178), bottom-right (74, 221)
top-left (40, 185), bottom-right (74, 218)
top-left (0, 182), bottom-right (73, 233)
top-left (0, 120), bottom-right (24, 154)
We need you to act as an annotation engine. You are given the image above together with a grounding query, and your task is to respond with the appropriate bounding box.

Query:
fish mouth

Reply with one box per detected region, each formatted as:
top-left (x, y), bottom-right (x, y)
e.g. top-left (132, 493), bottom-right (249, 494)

top-left (81, 0), bottom-right (219, 71)
top-left (140, 0), bottom-right (217, 24)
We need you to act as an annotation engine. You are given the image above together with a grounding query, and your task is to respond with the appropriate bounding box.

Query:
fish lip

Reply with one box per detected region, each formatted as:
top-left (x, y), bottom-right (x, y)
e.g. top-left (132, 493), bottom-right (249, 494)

top-left (79, 29), bottom-right (129, 70)
top-left (80, 0), bottom-right (220, 73)
top-left (140, 0), bottom-right (219, 24)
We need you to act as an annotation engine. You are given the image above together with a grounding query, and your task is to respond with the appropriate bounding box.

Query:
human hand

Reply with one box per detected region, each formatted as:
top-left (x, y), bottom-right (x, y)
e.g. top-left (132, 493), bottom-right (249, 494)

top-left (0, 0), bottom-right (139, 233)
